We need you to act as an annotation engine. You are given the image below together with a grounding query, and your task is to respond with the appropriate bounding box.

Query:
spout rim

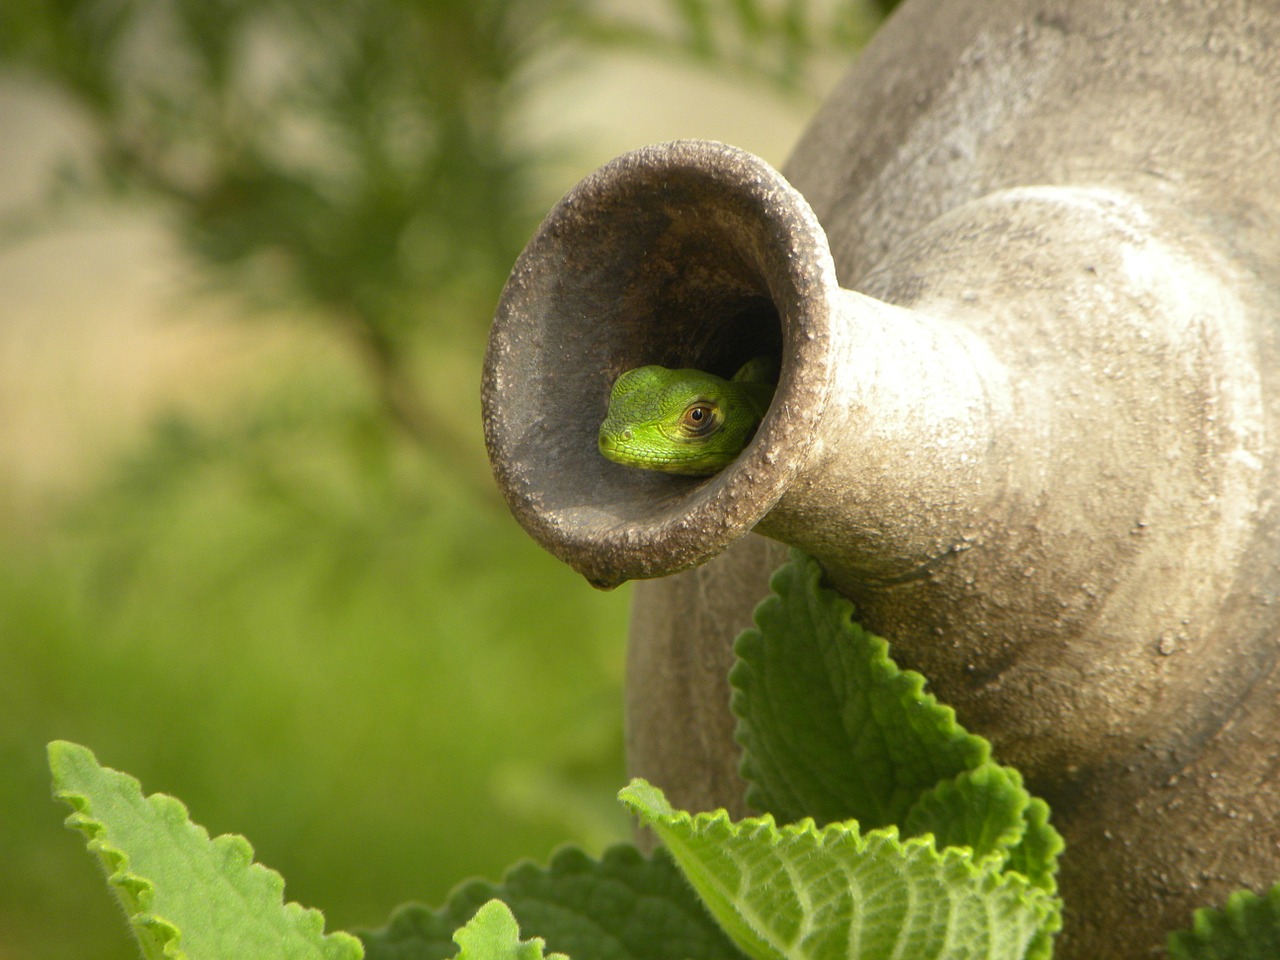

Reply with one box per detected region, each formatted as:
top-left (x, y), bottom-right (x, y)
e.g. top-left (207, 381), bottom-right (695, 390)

top-left (483, 139), bottom-right (838, 586)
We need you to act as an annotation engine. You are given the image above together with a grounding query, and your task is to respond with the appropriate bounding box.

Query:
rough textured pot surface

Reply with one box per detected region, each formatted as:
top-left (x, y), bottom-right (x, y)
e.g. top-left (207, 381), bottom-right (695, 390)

top-left (483, 2), bottom-right (1280, 957)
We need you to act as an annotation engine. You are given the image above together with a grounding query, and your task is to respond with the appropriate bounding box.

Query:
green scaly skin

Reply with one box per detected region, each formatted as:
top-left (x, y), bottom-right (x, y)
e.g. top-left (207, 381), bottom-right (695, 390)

top-left (598, 357), bottom-right (777, 476)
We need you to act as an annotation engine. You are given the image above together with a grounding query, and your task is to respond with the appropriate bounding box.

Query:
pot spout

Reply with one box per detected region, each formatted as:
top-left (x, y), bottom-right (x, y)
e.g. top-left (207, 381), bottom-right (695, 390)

top-left (482, 140), bottom-right (1004, 589)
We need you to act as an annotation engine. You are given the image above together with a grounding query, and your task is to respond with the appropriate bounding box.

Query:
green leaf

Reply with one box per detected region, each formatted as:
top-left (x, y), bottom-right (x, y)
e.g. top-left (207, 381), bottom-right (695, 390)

top-left (726, 549), bottom-right (1063, 956)
top-left (620, 779), bottom-right (1056, 960)
top-left (902, 763), bottom-right (1028, 865)
top-left (1002, 797), bottom-right (1063, 897)
top-left (901, 767), bottom-right (1062, 960)
top-left (730, 550), bottom-right (990, 829)
top-left (48, 740), bottom-right (362, 960)
top-left (359, 844), bottom-right (745, 960)
top-left (1169, 884), bottom-right (1280, 960)
top-left (452, 901), bottom-right (567, 960)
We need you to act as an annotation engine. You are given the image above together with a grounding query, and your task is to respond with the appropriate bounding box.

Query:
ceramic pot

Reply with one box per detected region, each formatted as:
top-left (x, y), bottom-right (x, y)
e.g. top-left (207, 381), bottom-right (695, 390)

top-left (483, 3), bottom-right (1280, 956)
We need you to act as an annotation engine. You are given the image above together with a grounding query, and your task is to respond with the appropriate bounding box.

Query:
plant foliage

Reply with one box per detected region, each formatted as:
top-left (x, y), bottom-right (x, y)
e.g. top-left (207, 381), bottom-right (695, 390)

top-left (731, 552), bottom-right (1062, 901)
top-left (51, 550), bottom-right (1078, 960)
top-left (451, 901), bottom-right (567, 960)
top-left (1169, 884), bottom-right (1280, 960)
top-left (621, 779), bottom-right (1053, 960)
top-left (359, 844), bottom-right (743, 960)
top-left (615, 550), bottom-right (1065, 960)
top-left (48, 740), bottom-right (362, 960)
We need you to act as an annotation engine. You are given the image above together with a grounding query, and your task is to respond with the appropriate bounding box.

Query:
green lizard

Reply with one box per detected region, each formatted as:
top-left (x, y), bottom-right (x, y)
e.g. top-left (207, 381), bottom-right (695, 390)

top-left (598, 357), bottom-right (777, 476)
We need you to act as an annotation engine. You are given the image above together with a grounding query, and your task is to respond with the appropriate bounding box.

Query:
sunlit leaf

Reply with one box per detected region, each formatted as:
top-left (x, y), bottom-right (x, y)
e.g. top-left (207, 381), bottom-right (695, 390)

top-left (49, 740), bottom-right (361, 960)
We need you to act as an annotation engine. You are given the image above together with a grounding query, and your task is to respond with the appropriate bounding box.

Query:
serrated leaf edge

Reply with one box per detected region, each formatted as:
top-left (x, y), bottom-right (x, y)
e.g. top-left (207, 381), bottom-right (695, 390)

top-left (619, 778), bottom-right (1055, 911)
top-left (369, 843), bottom-right (649, 935)
top-left (1168, 882), bottom-right (1280, 958)
top-left (622, 778), bottom-right (1060, 960)
top-left (49, 740), bottom-right (362, 960)
top-left (728, 550), bottom-right (1062, 907)
top-left (729, 550), bottom-right (992, 823)
top-left (454, 900), bottom-right (570, 960)
top-left (360, 839), bottom-right (746, 960)
top-left (55, 776), bottom-right (186, 958)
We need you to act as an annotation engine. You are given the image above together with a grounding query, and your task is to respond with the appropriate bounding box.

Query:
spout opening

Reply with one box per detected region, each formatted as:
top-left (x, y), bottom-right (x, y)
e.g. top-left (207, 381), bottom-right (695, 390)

top-left (483, 140), bottom-right (837, 586)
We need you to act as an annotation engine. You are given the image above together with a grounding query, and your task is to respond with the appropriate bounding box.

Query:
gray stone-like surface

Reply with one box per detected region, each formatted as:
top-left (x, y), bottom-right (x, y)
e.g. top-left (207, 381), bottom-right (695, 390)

top-left (484, 3), bottom-right (1280, 956)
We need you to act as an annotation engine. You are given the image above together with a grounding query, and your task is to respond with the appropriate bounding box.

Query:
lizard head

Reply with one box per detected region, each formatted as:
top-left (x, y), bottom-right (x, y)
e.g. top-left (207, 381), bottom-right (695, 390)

top-left (598, 365), bottom-right (766, 476)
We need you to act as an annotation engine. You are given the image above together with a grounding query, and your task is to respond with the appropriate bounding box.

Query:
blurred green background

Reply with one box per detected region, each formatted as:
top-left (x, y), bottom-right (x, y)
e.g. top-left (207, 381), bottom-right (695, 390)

top-left (0, 1), bottom-right (888, 956)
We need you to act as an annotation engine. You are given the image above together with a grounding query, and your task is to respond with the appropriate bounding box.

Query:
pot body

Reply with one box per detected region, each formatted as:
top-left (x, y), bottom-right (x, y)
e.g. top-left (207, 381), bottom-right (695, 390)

top-left (483, 1), bottom-right (1280, 957)
top-left (625, 2), bottom-right (1280, 958)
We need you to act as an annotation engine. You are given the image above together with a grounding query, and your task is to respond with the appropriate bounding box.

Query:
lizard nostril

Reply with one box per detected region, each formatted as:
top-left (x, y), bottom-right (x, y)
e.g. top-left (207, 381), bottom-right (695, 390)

top-left (622, 430), bottom-right (633, 440)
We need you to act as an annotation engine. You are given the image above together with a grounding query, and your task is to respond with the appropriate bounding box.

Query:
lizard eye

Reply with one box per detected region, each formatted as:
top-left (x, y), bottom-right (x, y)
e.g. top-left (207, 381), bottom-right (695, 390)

top-left (680, 402), bottom-right (720, 437)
